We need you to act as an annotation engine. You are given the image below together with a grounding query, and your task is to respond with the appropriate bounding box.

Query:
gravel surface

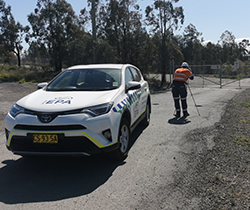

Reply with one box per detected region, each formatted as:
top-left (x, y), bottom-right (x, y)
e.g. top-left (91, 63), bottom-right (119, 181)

top-left (0, 82), bottom-right (36, 129)
top-left (1, 82), bottom-right (250, 209)
top-left (171, 88), bottom-right (250, 209)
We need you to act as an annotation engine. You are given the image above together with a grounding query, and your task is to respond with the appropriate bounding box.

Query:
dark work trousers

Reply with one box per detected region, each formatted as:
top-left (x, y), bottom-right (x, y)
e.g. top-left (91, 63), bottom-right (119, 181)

top-left (172, 81), bottom-right (188, 113)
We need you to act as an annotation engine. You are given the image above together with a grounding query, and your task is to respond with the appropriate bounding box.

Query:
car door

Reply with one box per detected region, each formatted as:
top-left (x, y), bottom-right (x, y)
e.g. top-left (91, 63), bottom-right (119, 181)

top-left (128, 66), bottom-right (146, 119)
top-left (125, 67), bottom-right (140, 125)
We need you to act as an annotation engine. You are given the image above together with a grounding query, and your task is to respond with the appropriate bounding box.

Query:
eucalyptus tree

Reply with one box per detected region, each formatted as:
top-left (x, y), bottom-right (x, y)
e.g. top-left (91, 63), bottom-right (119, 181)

top-left (219, 30), bottom-right (238, 64)
top-left (238, 39), bottom-right (250, 61)
top-left (25, 41), bottom-right (49, 65)
top-left (202, 42), bottom-right (221, 65)
top-left (0, 0), bottom-right (29, 66)
top-left (180, 23), bottom-right (203, 65)
top-left (98, 0), bottom-right (147, 64)
top-left (84, 0), bottom-right (99, 62)
top-left (27, 0), bottom-right (80, 72)
top-left (66, 30), bottom-right (93, 66)
top-left (145, 0), bottom-right (184, 86)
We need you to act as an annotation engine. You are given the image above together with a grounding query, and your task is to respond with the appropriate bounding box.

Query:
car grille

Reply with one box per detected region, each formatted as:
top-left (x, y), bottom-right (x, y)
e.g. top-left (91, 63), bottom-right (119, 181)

top-left (14, 124), bottom-right (86, 131)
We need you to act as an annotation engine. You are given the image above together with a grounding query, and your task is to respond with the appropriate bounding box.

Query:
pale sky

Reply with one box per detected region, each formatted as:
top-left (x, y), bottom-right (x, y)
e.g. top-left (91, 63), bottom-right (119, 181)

top-left (4, 0), bottom-right (250, 44)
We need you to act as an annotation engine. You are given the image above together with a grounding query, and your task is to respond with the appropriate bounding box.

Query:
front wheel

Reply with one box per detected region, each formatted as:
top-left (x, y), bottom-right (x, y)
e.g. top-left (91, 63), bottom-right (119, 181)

top-left (109, 118), bottom-right (130, 161)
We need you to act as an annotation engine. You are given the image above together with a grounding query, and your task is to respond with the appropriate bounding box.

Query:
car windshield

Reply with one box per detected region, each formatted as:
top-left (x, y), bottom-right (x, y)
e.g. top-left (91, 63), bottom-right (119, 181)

top-left (46, 68), bottom-right (121, 91)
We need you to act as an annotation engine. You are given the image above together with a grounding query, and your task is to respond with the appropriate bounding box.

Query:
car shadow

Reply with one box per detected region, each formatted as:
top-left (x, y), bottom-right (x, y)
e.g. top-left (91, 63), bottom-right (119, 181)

top-left (0, 123), bottom-right (147, 205)
top-left (129, 122), bottom-right (149, 150)
top-left (0, 154), bottom-right (125, 204)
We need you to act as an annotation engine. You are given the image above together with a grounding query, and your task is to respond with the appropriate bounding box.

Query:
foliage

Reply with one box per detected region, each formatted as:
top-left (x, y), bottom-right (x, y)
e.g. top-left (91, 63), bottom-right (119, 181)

top-left (0, 0), bottom-right (29, 66)
top-left (0, 65), bottom-right (56, 83)
top-left (145, 0), bottom-right (184, 86)
top-left (221, 64), bottom-right (237, 77)
top-left (98, 0), bottom-right (146, 63)
top-left (27, 0), bottom-right (82, 72)
top-left (0, 0), bottom-right (249, 84)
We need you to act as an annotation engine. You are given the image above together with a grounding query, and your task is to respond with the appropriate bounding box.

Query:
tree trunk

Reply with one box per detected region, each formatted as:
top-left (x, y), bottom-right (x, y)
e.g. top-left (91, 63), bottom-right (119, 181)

top-left (17, 53), bottom-right (21, 67)
top-left (14, 42), bottom-right (21, 67)
top-left (91, 0), bottom-right (97, 63)
top-left (160, 34), bottom-right (167, 87)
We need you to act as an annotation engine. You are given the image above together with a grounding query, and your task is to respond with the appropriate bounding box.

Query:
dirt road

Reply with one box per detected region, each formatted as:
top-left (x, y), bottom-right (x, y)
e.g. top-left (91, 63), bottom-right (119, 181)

top-left (0, 80), bottom-right (249, 209)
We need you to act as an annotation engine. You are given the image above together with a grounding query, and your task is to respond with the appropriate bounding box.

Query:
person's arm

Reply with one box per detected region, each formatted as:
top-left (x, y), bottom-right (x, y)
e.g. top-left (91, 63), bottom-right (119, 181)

top-left (188, 69), bottom-right (194, 80)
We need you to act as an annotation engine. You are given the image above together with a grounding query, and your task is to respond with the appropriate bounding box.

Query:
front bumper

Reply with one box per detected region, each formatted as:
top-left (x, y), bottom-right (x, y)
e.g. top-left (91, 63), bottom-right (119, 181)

top-left (7, 131), bottom-right (119, 156)
top-left (5, 112), bottom-right (120, 156)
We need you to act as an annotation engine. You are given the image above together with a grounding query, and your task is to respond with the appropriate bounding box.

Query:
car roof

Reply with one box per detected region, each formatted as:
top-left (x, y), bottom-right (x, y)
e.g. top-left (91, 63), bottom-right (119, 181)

top-left (66, 64), bottom-right (130, 70)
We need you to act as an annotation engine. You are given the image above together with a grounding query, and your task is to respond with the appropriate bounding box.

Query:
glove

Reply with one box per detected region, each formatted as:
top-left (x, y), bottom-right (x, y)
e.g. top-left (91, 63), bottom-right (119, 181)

top-left (189, 75), bottom-right (194, 80)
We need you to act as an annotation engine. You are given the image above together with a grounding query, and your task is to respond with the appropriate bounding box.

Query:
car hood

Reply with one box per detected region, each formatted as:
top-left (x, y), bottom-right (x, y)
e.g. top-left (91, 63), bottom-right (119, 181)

top-left (17, 89), bottom-right (121, 112)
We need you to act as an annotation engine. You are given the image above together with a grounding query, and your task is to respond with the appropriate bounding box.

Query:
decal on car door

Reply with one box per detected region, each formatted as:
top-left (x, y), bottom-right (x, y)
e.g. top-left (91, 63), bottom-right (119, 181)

top-left (112, 87), bottom-right (147, 113)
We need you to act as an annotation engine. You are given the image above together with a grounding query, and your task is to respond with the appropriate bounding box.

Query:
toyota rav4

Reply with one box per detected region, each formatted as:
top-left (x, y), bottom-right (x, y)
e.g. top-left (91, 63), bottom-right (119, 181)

top-left (5, 64), bottom-right (151, 160)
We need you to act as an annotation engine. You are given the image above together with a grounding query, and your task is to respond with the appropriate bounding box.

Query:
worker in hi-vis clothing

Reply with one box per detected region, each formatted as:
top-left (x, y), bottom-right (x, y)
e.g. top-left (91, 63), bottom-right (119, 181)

top-left (172, 62), bottom-right (194, 118)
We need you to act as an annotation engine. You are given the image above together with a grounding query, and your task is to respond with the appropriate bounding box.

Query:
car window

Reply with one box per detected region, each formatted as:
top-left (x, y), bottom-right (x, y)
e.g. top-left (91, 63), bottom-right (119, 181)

top-left (129, 67), bottom-right (141, 82)
top-left (47, 69), bottom-right (121, 91)
top-left (76, 70), bottom-right (86, 85)
top-left (125, 68), bottom-right (134, 87)
top-left (48, 70), bottom-right (74, 90)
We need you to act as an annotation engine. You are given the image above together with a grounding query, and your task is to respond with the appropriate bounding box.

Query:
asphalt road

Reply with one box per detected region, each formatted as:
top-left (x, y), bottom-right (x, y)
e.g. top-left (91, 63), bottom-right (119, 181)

top-left (0, 79), bottom-right (250, 210)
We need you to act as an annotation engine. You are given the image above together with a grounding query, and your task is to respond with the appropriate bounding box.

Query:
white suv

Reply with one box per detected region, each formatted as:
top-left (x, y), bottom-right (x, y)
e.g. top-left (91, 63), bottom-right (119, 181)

top-left (5, 64), bottom-right (151, 160)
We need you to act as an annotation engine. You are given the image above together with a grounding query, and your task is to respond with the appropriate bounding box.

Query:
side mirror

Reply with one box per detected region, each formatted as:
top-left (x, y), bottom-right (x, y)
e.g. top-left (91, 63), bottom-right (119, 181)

top-left (37, 82), bottom-right (48, 89)
top-left (126, 81), bottom-right (141, 93)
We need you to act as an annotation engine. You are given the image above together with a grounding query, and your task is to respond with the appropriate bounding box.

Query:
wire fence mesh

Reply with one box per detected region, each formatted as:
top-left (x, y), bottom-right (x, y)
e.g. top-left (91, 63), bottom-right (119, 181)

top-left (188, 64), bottom-right (250, 88)
top-left (158, 62), bottom-right (250, 89)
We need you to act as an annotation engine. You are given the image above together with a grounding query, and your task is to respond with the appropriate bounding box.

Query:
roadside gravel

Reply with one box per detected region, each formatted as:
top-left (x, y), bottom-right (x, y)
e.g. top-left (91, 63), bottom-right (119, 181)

top-left (0, 82), bottom-right (36, 129)
top-left (172, 88), bottom-right (250, 209)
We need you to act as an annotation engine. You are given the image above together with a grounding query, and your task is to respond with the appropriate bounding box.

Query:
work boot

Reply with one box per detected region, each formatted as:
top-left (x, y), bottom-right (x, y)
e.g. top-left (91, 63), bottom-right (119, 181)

top-left (174, 111), bottom-right (180, 118)
top-left (183, 111), bottom-right (190, 118)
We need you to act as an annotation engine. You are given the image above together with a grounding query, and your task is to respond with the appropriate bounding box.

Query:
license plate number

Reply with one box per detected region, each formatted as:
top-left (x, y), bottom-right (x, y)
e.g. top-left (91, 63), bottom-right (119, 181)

top-left (33, 134), bottom-right (58, 144)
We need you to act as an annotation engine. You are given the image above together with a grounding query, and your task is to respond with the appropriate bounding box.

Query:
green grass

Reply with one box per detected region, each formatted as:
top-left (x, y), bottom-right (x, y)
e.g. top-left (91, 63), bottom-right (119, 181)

top-left (240, 102), bottom-right (250, 109)
top-left (239, 119), bottom-right (250, 125)
top-left (233, 135), bottom-right (250, 149)
top-left (0, 65), bottom-right (56, 84)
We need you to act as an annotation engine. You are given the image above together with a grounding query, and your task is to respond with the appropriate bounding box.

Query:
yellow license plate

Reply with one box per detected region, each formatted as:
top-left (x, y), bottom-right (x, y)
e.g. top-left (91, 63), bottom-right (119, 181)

top-left (33, 134), bottom-right (58, 144)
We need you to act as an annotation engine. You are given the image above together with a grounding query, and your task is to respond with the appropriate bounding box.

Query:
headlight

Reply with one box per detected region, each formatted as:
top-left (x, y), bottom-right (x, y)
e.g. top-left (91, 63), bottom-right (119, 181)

top-left (81, 102), bottom-right (113, 117)
top-left (9, 104), bottom-right (25, 118)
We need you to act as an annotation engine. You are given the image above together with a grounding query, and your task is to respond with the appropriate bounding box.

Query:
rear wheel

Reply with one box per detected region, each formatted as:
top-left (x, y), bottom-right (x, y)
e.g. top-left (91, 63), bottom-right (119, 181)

top-left (109, 118), bottom-right (130, 161)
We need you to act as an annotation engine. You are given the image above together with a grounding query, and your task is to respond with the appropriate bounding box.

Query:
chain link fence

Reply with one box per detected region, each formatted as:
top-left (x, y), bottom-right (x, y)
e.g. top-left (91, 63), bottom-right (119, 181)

top-left (168, 62), bottom-right (250, 88)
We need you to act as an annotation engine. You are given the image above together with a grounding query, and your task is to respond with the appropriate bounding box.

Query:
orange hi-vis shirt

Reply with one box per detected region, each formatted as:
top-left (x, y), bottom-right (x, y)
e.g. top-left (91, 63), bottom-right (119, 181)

top-left (173, 68), bottom-right (192, 82)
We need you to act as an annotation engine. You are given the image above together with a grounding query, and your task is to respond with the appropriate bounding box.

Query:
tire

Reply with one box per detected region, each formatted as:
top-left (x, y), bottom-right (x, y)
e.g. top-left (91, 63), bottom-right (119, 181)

top-left (109, 118), bottom-right (130, 161)
top-left (142, 100), bottom-right (150, 126)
